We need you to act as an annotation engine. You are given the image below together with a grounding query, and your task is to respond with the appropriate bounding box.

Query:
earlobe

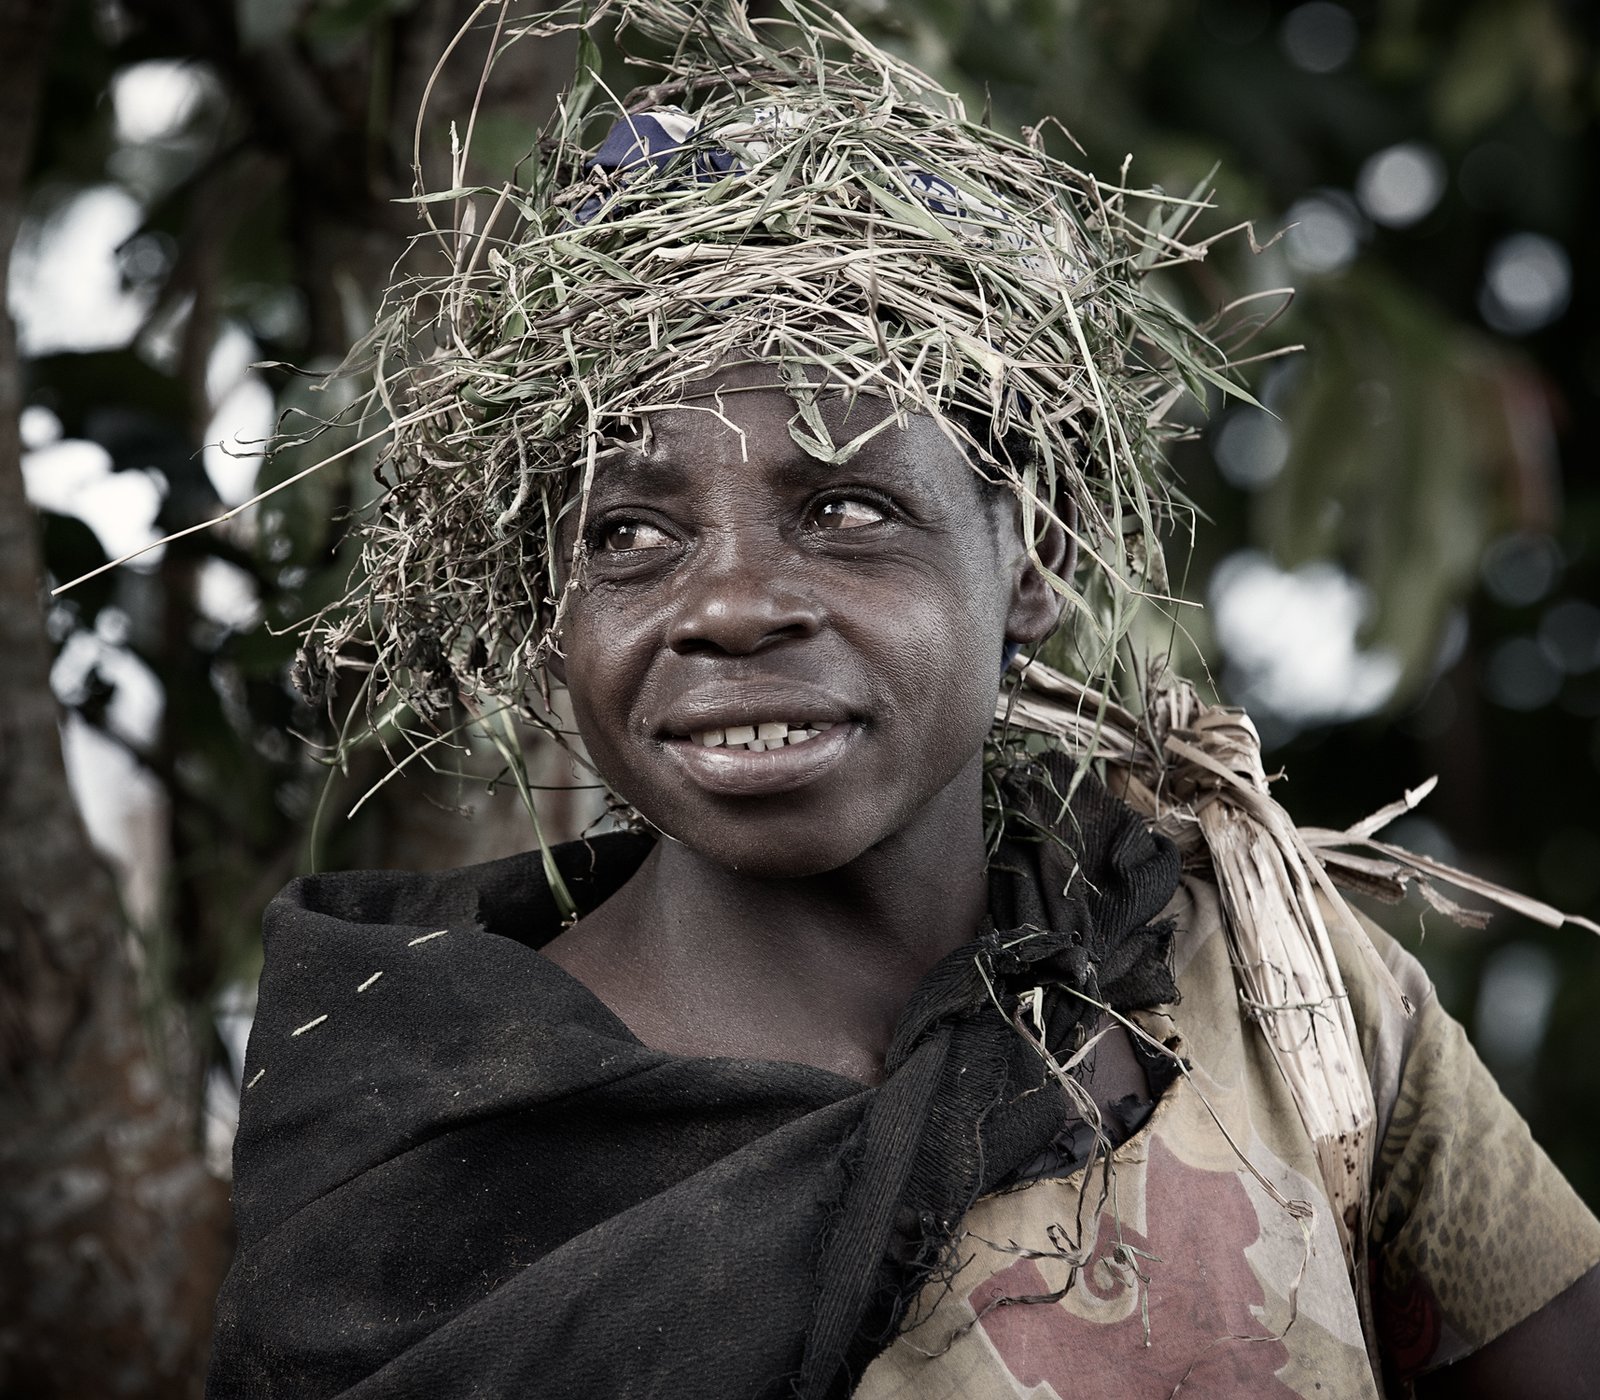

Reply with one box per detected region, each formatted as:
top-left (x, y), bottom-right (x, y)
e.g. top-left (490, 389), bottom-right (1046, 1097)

top-left (1005, 491), bottom-right (1077, 646)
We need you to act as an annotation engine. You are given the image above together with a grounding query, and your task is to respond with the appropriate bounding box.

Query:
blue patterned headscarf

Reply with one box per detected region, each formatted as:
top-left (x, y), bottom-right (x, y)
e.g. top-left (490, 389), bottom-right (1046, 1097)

top-left (577, 103), bottom-right (1042, 263)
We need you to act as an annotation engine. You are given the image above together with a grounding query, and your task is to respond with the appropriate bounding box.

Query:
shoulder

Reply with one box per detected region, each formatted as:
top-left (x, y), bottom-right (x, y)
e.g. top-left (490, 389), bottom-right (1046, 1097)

top-left (1159, 863), bottom-right (1429, 1110)
top-left (232, 832), bottom-right (655, 1242)
top-left (267, 829), bottom-right (653, 951)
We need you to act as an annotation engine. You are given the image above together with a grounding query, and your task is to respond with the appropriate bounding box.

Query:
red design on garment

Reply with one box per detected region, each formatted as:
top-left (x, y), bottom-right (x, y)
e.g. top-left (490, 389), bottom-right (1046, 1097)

top-left (969, 1136), bottom-right (1300, 1398)
top-left (1372, 1267), bottom-right (1442, 1379)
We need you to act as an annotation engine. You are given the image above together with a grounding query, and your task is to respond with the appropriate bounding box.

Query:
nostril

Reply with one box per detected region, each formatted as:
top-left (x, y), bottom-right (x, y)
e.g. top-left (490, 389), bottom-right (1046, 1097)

top-left (667, 589), bottom-right (822, 656)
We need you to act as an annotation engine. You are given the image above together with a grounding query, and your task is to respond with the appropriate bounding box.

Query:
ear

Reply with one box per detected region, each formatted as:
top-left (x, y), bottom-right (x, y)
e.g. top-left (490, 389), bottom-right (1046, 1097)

top-left (1004, 489), bottom-right (1077, 647)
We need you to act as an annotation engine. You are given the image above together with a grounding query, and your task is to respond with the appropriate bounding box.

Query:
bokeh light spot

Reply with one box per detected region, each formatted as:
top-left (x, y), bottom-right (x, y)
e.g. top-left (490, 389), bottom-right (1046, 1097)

top-left (1540, 600), bottom-right (1600, 675)
top-left (1356, 142), bottom-right (1446, 228)
top-left (1210, 406), bottom-right (1290, 490)
top-left (1279, 2), bottom-right (1359, 73)
top-left (1480, 232), bottom-right (1571, 335)
top-left (20, 404), bottom-right (63, 449)
top-left (1480, 531), bottom-right (1561, 607)
top-left (9, 185), bottom-right (151, 355)
top-left (1484, 636), bottom-right (1562, 711)
top-left (1474, 943), bottom-right (1558, 1071)
top-left (22, 440), bottom-right (167, 569)
top-left (1210, 550), bottom-right (1401, 737)
top-left (1284, 191), bottom-right (1363, 273)
top-left (111, 59), bottom-right (212, 144)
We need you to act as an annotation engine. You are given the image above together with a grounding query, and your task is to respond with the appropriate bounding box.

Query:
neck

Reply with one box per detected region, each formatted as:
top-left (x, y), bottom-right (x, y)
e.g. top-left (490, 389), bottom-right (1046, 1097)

top-left (583, 752), bottom-right (992, 1082)
top-left (660, 763), bottom-right (988, 973)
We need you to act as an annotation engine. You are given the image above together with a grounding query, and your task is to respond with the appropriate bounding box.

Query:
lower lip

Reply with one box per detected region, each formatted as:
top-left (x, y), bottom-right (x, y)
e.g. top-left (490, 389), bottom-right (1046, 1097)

top-left (661, 724), bottom-right (856, 797)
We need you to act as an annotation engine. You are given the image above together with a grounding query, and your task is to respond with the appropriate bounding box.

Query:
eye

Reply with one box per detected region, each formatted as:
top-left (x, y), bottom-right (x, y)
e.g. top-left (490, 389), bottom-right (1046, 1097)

top-left (810, 496), bottom-right (887, 531)
top-left (598, 518), bottom-right (673, 553)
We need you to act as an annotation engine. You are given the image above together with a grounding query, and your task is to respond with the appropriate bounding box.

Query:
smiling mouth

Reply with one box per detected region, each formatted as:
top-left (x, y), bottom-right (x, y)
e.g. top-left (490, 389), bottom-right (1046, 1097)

top-left (661, 718), bottom-right (855, 797)
top-left (684, 720), bottom-right (837, 752)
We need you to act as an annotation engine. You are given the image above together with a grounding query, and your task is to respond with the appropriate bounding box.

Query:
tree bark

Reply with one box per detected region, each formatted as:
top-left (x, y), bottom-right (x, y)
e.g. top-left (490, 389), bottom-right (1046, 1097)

top-left (0, 0), bottom-right (230, 1393)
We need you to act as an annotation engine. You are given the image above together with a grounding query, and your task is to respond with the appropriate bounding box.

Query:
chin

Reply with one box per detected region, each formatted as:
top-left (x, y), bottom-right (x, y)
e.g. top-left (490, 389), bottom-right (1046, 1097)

top-left (654, 820), bottom-right (876, 881)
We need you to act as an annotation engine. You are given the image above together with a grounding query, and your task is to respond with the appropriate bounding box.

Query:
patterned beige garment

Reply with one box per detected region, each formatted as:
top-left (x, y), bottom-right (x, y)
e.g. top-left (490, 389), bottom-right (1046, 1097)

top-left (857, 876), bottom-right (1600, 1399)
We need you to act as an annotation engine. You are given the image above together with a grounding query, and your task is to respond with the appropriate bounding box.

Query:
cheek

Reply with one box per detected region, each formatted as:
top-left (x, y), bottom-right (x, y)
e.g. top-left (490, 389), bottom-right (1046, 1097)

top-left (558, 596), bottom-right (653, 783)
top-left (553, 535), bottom-right (1012, 856)
top-left (866, 564), bottom-right (1010, 752)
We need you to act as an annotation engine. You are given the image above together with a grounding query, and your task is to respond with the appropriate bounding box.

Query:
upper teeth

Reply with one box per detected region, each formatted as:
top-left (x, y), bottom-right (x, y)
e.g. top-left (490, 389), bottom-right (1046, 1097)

top-left (691, 720), bottom-right (837, 751)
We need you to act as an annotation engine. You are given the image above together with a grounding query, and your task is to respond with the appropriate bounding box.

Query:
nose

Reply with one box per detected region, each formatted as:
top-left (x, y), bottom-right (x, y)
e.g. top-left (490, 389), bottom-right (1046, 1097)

top-left (666, 533), bottom-right (823, 657)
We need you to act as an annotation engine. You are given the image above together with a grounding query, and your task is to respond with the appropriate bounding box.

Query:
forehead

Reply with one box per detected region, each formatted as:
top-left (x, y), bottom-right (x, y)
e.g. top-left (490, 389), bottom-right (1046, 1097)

top-left (592, 362), bottom-right (989, 501)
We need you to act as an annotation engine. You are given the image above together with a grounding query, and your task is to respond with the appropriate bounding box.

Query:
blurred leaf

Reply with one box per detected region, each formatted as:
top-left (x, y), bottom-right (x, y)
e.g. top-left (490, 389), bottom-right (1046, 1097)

top-left (235, 0), bottom-right (311, 51)
top-left (1256, 270), bottom-right (1547, 701)
top-left (26, 349), bottom-right (188, 434)
top-left (1434, 3), bottom-right (1528, 136)
top-left (304, 0), bottom-right (422, 50)
top-left (38, 510), bottom-right (113, 619)
top-left (252, 371), bottom-right (368, 566)
top-left (1431, 0), bottom-right (1582, 136)
top-left (26, 357), bottom-right (221, 522)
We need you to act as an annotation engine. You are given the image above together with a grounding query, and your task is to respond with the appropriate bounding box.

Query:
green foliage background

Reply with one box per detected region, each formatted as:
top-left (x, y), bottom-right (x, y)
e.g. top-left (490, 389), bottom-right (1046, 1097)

top-left (18, 0), bottom-right (1600, 1202)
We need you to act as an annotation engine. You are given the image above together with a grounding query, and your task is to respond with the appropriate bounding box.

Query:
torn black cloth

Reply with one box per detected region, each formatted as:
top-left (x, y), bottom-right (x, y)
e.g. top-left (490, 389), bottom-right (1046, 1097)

top-left (206, 762), bottom-right (1179, 1399)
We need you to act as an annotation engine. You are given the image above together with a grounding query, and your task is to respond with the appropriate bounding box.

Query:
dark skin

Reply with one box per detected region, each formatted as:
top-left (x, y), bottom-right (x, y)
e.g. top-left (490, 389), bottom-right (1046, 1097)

top-left (540, 363), bottom-right (1600, 1391)
top-left (1416, 1271), bottom-right (1600, 1398)
top-left (544, 365), bottom-right (1071, 1083)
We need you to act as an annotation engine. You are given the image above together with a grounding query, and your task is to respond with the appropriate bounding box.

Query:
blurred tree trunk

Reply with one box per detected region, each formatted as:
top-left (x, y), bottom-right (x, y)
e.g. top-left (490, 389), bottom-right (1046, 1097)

top-left (0, 0), bottom-right (230, 1393)
top-left (1, 6), bottom-right (576, 1389)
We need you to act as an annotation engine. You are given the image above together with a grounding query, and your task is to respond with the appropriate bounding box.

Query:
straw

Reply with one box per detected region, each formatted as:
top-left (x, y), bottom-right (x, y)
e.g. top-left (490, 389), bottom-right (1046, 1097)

top-left (273, 0), bottom-right (1260, 754)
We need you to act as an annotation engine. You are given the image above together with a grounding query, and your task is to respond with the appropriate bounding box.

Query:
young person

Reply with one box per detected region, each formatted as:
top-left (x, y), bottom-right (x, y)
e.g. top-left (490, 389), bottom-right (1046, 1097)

top-left (206, 4), bottom-right (1600, 1395)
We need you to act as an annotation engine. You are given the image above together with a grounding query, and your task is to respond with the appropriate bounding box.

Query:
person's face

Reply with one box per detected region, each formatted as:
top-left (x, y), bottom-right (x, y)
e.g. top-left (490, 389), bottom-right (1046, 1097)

top-left (554, 365), bottom-right (1063, 879)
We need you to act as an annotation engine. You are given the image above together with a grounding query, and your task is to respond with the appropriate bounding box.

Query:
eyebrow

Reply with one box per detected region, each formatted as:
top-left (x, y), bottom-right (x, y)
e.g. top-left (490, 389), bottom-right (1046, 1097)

top-left (593, 438), bottom-right (930, 496)
top-left (588, 452), bottom-right (690, 497)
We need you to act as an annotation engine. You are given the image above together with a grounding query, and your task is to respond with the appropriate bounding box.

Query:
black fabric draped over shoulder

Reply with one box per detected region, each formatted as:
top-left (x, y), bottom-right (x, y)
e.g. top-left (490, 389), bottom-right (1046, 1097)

top-left (206, 760), bottom-right (1180, 1399)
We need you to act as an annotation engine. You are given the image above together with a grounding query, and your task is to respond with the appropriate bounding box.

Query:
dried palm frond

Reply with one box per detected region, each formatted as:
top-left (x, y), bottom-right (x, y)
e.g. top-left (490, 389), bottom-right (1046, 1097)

top-left (998, 654), bottom-right (1598, 1300)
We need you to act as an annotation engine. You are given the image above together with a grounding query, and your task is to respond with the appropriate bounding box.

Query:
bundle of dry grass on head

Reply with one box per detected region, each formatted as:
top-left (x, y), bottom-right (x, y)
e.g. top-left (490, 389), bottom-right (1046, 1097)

top-left (294, 0), bottom-right (1275, 759)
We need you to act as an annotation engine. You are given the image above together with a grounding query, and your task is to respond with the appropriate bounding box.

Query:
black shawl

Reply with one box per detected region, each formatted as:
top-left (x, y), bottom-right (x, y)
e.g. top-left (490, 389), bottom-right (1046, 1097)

top-left (206, 763), bottom-right (1178, 1398)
